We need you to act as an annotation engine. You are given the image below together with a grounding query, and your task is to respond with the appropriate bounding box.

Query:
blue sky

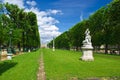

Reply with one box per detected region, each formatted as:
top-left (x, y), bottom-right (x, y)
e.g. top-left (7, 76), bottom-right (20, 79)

top-left (2, 0), bottom-right (112, 44)
top-left (35, 0), bottom-right (112, 32)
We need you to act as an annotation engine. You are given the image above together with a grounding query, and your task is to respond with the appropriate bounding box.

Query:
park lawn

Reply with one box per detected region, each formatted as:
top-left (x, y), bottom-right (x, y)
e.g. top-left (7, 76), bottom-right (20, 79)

top-left (43, 49), bottom-right (120, 80)
top-left (0, 49), bottom-right (41, 80)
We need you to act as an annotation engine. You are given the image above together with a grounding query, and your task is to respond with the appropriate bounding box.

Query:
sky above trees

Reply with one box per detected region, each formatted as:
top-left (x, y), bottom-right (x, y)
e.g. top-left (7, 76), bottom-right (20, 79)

top-left (2, 0), bottom-right (112, 45)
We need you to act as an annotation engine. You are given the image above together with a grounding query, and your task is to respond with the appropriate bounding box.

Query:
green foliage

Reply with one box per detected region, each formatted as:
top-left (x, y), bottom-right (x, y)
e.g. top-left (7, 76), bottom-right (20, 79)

top-left (0, 50), bottom-right (41, 80)
top-left (55, 31), bottom-right (70, 49)
top-left (0, 3), bottom-right (40, 51)
top-left (69, 21), bottom-right (87, 49)
top-left (43, 49), bottom-right (120, 80)
top-left (49, 0), bottom-right (120, 53)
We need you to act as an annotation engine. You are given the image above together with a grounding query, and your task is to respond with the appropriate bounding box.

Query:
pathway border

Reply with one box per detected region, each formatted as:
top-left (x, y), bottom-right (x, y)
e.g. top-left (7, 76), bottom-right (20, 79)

top-left (37, 52), bottom-right (46, 80)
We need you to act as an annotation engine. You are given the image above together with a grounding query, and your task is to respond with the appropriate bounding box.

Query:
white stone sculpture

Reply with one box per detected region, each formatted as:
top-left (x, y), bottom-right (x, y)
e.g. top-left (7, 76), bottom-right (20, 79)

top-left (82, 28), bottom-right (92, 48)
top-left (81, 28), bottom-right (94, 61)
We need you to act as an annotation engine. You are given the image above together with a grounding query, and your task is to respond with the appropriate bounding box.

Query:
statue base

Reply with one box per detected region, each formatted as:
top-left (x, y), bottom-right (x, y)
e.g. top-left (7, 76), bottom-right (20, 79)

top-left (7, 54), bottom-right (12, 60)
top-left (81, 46), bottom-right (94, 61)
top-left (53, 47), bottom-right (55, 51)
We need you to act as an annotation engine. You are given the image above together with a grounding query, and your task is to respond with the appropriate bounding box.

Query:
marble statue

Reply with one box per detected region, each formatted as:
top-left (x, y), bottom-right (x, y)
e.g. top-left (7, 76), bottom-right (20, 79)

top-left (82, 29), bottom-right (92, 48)
top-left (81, 28), bottom-right (94, 61)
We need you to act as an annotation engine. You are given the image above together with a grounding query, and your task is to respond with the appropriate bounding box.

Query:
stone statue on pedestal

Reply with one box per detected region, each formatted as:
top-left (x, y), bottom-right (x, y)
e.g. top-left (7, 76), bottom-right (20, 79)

top-left (81, 28), bottom-right (94, 61)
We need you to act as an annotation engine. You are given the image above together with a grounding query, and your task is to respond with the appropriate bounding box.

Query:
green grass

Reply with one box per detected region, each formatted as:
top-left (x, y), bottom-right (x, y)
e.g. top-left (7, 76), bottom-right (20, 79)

top-left (0, 49), bottom-right (120, 80)
top-left (0, 50), bottom-right (41, 80)
top-left (43, 49), bottom-right (120, 80)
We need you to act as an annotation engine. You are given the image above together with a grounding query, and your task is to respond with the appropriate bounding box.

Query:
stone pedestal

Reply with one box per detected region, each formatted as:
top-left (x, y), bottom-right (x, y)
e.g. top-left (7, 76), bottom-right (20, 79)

top-left (28, 49), bottom-right (31, 52)
top-left (7, 54), bottom-right (12, 60)
top-left (53, 47), bottom-right (55, 51)
top-left (81, 46), bottom-right (94, 61)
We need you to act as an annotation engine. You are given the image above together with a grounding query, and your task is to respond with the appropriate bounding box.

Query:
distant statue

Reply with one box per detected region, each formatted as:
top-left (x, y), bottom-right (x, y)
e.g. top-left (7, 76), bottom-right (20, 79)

top-left (81, 28), bottom-right (94, 61)
top-left (83, 28), bottom-right (92, 46)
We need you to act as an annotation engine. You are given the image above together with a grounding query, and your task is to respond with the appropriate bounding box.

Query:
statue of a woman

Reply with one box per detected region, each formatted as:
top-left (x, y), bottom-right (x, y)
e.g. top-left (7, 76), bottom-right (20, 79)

top-left (83, 28), bottom-right (91, 45)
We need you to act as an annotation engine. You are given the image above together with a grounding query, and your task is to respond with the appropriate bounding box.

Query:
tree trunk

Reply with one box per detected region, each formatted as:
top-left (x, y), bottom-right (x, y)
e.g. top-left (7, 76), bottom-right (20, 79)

top-left (17, 42), bottom-right (21, 52)
top-left (105, 44), bottom-right (108, 54)
top-left (22, 32), bottom-right (25, 52)
top-left (0, 43), bottom-right (1, 49)
top-left (76, 46), bottom-right (78, 51)
top-left (118, 44), bottom-right (120, 55)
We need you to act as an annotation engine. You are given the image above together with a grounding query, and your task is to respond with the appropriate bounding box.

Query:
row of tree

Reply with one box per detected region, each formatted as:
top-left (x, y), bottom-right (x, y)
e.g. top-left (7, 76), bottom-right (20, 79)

top-left (0, 3), bottom-right (40, 52)
top-left (48, 0), bottom-right (120, 54)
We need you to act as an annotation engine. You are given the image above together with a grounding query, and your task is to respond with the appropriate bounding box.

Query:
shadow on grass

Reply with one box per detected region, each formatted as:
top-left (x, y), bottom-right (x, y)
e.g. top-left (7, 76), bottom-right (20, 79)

top-left (0, 61), bottom-right (17, 75)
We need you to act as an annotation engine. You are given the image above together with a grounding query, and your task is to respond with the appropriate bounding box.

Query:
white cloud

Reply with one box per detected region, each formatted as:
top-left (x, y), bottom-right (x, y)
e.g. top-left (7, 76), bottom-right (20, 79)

top-left (80, 12), bottom-right (83, 21)
top-left (26, 1), bottom-right (36, 7)
top-left (36, 10), bottom-right (61, 44)
top-left (3, 0), bottom-right (24, 8)
top-left (3, 0), bottom-right (62, 45)
top-left (38, 16), bottom-right (59, 26)
top-left (44, 25), bottom-right (59, 31)
top-left (47, 9), bottom-right (63, 15)
top-left (40, 30), bottom-right (61, 44)
top-left (26, 8), bottom-right (62, 45)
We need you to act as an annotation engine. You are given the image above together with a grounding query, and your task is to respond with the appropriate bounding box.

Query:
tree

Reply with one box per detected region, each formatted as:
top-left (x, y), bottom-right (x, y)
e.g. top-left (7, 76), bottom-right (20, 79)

top-left (69, 20), bottom-right (87, 50)
top-left (88, 7), bottom-right (105, 51)
top-left (49, 0), bottom-right (120, 54)
top-left (55, 31), bottom-right (70, 49)
top-left (0, 3), bottom-right (40, 52)
top-left (108, 0), bottom-right (120, 53)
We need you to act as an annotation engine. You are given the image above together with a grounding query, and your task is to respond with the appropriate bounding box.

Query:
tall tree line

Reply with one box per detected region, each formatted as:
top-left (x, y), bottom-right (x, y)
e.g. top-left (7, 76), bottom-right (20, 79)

top-left (48, 0), bottom-right (120, 54)
top-left (0, 3), bottom-right (40, 52)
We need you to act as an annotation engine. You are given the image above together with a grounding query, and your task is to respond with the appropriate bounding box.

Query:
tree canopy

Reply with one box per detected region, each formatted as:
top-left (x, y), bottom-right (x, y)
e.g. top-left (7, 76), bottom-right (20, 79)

top-left (48, 0), bottom-right (120, 53)
top-left (0, 3), bottom-right (40, 51)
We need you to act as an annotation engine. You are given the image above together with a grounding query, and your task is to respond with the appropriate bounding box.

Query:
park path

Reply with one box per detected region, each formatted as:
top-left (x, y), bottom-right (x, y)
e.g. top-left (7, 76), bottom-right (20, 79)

top-left (37, 52), bottom-right (46, 80)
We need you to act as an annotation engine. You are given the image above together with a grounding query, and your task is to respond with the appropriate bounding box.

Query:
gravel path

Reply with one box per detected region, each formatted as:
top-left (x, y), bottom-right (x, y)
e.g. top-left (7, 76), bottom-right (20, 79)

top-left (37, 52), bottom-right (46, 80)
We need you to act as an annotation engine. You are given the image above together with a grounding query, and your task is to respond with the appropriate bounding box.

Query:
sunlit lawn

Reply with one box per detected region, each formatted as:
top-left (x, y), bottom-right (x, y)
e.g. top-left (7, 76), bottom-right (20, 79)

top-left (0, 49), bottom-right (120, 80)
top-left (0, 50), bottom-right (41, 80)
top-left (43, 49), bottom-right (120, 80)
